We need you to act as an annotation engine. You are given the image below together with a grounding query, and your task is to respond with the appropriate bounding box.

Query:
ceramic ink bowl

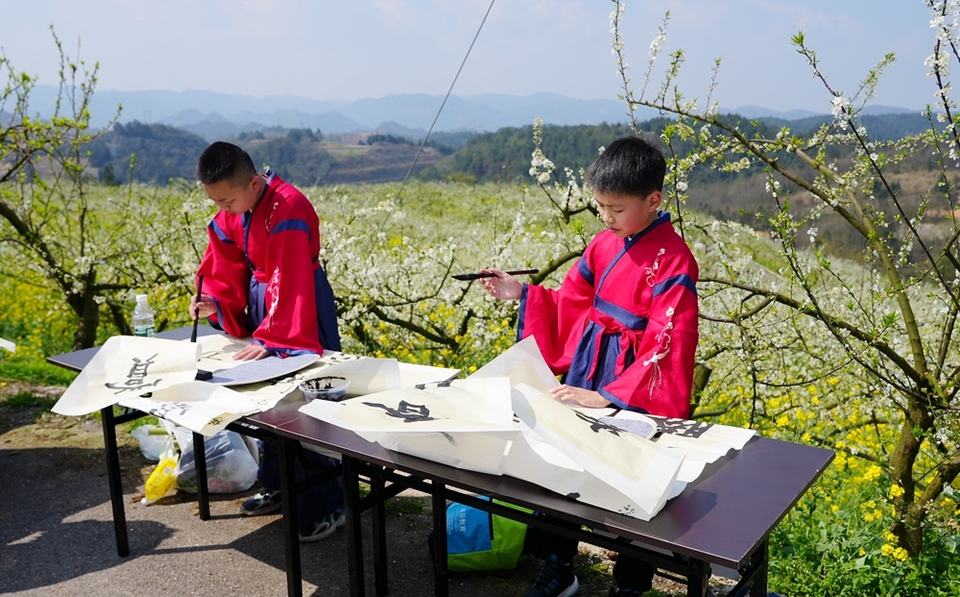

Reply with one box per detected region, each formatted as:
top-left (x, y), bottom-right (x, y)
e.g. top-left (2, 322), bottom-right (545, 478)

top-left (300, 376), bottom-right (351, 402)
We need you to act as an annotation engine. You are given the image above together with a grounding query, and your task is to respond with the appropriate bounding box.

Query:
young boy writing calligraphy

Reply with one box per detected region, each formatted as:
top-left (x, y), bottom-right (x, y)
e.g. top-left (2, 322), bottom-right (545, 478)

top-left (482, 136), bottom-right (699, 597)
top-left (190, 141), bottom-right (344, 542)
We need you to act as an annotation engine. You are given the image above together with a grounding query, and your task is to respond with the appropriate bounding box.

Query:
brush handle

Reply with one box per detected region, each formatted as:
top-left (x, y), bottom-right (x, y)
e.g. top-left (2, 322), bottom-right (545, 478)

top-left (190, 273), bottom-right (204, 343)
top-left (452, 269), bottom-right (539, 281)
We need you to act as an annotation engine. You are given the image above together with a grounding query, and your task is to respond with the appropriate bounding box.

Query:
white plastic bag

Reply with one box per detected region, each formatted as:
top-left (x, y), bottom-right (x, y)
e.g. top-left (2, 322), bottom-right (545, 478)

top-left (131, 424), bottom-right (171, 462)
top-left (172, 427), bottom-right (258, 494)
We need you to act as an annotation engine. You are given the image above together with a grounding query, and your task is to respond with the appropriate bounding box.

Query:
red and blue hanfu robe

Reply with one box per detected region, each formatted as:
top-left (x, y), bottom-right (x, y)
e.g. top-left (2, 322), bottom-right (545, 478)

top-left (197, 171), bottom-right (341, 355)
top-left (518, 211), bottom-right (698, 418)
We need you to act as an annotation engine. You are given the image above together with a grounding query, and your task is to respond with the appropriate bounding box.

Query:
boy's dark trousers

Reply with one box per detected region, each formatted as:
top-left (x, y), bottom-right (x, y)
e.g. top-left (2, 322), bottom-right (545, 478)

top-left (257, 442), bottom-right (343, 535)
top-left (524, 516), bottom-right (655, 591)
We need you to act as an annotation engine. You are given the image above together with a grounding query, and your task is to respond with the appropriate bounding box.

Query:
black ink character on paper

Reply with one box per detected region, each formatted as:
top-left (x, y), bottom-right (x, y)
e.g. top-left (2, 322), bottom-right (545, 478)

top-left (575, 410), bottom-right (622, 437)
top-left (105, 353), bottom-right (163, 394)
top-left (363, 400), bottom-right (437, 423)
top-left (414, 378), bottom-right (454, 390)
top-left (656, 417), bottom-right (711, 439)
top-left (149, 402), bottom-right (192, 419)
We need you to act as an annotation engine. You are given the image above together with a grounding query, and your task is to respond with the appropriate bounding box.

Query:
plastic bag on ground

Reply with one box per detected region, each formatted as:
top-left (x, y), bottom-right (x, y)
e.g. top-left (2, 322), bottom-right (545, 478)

top-left (131, 424), bottom-right (171, 462)
top-left (142, 435), bottom-right (179, 505)
top-left (172, 427), bottom-right (258, 494)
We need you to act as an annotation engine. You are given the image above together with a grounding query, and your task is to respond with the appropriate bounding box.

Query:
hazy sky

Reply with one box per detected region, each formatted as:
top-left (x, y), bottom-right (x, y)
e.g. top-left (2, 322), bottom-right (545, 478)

top-left (0, 0), bottom-right (940, 113)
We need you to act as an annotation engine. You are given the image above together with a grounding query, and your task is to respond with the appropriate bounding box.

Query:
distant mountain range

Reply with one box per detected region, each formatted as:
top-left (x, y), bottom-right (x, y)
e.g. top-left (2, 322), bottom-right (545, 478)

top-left (23, 85), bottom-right (917, 139)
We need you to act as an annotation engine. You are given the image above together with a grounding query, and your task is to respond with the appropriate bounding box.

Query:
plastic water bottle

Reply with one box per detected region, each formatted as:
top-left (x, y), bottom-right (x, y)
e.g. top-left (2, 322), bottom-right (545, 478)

top-left (133, 294), bottom-right (156, 337)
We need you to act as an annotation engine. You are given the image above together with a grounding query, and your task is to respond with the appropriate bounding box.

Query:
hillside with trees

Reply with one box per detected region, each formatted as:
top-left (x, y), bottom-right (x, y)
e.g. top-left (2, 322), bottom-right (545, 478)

top-left (84, 121), bottom-right (208, 185)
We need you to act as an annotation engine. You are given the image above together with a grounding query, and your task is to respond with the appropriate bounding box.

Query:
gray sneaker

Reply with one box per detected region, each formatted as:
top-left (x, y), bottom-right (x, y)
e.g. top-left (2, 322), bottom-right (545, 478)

top-left (299, 508), bottom-right (346, 543)
top-left (525, 555), bottom-right (579, 597)
top-left (240, 490), bottom-right (282, 516)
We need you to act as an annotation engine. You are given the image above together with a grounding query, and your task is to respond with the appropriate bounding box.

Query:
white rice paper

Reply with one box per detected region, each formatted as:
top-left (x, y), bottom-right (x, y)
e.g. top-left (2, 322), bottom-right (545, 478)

top-left (52, 336), bottom-right (201, 416)
top-left (505, 383), bottom-right (683, 520)
top-left (301, 377), bottom-right (517, 475)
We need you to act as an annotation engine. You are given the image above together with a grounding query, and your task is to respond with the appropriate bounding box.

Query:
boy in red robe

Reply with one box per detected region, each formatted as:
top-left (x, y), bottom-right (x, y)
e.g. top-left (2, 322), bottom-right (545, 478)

top-left (190, 141), bottom-right (344, 542)
top-left (482, 136), bottom-right (699, 597)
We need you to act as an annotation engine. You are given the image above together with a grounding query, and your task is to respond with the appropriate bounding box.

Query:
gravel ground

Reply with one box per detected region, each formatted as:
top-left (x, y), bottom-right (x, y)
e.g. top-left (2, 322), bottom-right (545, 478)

top-left (0, 382), bottom-right (742, 597)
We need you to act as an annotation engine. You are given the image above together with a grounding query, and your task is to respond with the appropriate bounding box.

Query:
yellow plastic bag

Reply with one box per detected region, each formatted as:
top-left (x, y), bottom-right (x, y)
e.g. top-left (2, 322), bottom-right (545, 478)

top-left (142, 436), bottom-right (178, 505)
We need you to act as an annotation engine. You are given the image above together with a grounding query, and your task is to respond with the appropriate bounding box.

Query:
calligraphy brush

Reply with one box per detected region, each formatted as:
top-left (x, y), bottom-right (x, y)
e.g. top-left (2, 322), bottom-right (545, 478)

top-left (191, 273), bottom-right (204, 343)
top-left (192, 273), bottom-right (213, 380)
top-left (452, 268), bottom-right (539, 281)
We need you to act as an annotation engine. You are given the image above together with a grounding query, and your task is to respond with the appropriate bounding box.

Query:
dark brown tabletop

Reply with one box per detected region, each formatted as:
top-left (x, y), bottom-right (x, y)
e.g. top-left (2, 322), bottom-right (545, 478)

top-left (270, 411), bottom-right (833, 571)
top-left (47, 328), bottom-right (834, 578)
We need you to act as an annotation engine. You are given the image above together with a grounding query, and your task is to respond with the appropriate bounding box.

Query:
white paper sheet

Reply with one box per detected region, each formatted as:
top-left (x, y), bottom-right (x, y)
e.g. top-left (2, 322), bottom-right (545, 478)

top-left (506, 383), bottom-right (683, 520)
top-left (468, 336), bottom-right (559, 393)
top-left (52, 336), bottom-right (200, 416)
top-left (306, 356), bottom-right (402, 396)
top-left (192, 334), bottom-right (250, 371)
top-left (119, 382), bottom-right (260, 435)
top-left (301, 377), bottom-right (518, 475)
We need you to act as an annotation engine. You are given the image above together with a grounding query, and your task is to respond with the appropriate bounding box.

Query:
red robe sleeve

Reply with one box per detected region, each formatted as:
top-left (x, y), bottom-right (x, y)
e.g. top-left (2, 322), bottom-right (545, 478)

top-left (600, 250), bottom-right (699, 419)
top-left (517, 243), bottom-right (598, 375)
top-left (198, 215), bottom-right (253, 338)
top-left (252, 200), bottom-right (324, 354)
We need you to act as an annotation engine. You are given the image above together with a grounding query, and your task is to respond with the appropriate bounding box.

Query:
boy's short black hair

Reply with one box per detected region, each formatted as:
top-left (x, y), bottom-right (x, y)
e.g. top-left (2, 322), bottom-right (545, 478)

top-left (585, 136), bottom-right (666, 197)
top-left (196, 141), bottom-right (257, 185)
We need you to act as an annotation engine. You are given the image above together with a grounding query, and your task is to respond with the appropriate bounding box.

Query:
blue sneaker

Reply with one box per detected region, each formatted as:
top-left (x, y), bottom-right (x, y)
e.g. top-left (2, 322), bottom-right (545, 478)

top-left (299, 508), bottom-right (345, 543)
top-left (525, 555), bottom-right (579, 597)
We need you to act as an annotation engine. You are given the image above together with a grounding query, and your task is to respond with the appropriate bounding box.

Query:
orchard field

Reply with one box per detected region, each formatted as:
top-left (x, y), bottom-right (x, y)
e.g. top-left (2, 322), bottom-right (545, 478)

top-left (1, 172), bottom-right (959, 596)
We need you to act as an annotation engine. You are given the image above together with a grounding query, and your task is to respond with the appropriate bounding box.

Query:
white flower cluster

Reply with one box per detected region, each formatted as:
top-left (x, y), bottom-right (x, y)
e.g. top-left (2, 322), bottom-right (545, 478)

top-left (831, 95), bottom-right (852, 130)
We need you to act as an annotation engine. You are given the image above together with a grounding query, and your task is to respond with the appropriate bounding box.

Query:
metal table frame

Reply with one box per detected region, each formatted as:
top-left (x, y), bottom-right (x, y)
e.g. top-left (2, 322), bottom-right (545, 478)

top-left (273, 408), bottom-right (833, 597)
top-left (48, 329), bottom-right (833, 597)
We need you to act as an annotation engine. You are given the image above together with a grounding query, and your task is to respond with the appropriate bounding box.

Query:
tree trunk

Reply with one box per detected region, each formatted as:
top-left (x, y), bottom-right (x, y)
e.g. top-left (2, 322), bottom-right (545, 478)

top-left (889, 401), bottom-right (933, 557)
top-left (67, 290), bottom-right (102, 350)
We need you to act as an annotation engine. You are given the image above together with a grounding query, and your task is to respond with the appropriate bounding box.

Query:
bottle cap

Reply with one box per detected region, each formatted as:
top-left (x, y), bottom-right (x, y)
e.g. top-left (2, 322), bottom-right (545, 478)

top-left (136, 294), bottom-right (148, 302)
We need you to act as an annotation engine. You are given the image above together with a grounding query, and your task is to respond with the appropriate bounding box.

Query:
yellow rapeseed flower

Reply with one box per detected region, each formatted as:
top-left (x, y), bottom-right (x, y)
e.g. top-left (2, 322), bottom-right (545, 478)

top-left (888, 484), bottom-right (904, 499)
top-left (942, 497), bottom-right (957, 515)
top-left (863, 465), bottom-right (883, 482)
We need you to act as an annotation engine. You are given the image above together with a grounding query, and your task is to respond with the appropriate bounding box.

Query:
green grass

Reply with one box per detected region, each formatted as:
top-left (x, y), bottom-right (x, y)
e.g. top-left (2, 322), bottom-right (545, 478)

top-left (358, 482), bottom-right (428, 516)
top-left (0, 357), bottom-right (77, 386)
top-left (2, 390), bottom-right (58, 410)
top-left (386, 495), bottom-right (428, 516)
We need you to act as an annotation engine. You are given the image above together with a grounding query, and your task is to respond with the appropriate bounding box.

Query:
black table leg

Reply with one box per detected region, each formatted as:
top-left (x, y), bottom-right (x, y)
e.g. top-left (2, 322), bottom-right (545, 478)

top-left (101, 406), bottom-right (129, 557)
top-left (749, 540), bottom-right (768, 597)
top-left (686, 557), bottom-right (711, 597)
top-left (279, 438), bottom-right (303, 597)
top-left (343, 455), bottom-right (366, 597)
top-left (193, 431), bottom-right (210, 520)
top-left (371, 474), bottom-right (389, 596)
top-left (431, 487), bottom-right (448, 597)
